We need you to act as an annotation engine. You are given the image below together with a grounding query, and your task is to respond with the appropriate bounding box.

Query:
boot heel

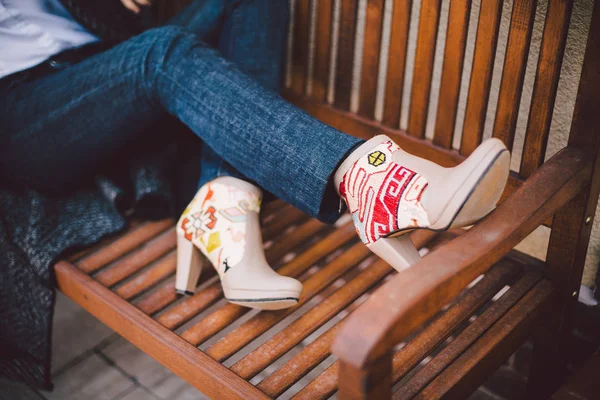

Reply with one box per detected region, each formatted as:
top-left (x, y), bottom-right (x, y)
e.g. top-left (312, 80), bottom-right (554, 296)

top-left (175, 233), bottom-right (203, 296)
top-left (367, 235), bottom-right (421, 272)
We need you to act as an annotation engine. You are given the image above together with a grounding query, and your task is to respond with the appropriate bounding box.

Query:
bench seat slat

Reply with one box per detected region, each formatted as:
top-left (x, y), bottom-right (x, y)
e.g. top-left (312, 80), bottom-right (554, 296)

top-left (156, 221), bottom-right (358, 331)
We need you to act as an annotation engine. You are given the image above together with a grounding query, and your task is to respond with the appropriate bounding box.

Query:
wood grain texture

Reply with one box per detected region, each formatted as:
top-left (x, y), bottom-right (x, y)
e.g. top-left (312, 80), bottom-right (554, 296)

top-left (395, 269), bottom-right (542, 398)
top-left (416, 280), bottom-right (553, 399)
top-left (286, 257), bottom-right (522, 399)
top-left (55, 261), bottom-right (269, 400)
top-left (311, 0), bottom-right (334, 102)
top-left (382, 0), bottom-right (412, 128)
top-left (291, 0), bottom-right (311, 95)
top-left (358, 0), bottom-right (385, 119)
top-left (407, 0), bottom-right (442, 138)
top-left (77, 220), bottom-right (173, 273)
top-left (334, 0), bottom-right (359, 110)
top-left (201, 241), bottom-right (371, 354)
top-left (115, 251), bottom-right (176, 300)
top-left (338, 354), bottom-right (392, 400)
top-left (332, 146), bottom-right (590, 370)
top-left (390, 258), bottom-right (524, 385)
top-left (229, 259), bottom-right (391, 378)
top-left (94, 228), bottom-right (176, 287)
top-left (492, 0), bottom-right (538, 151)
top-left (460, 0), bottom-right (503, 156)
top-left (433, 0), bottom-right (472, 149)
top-left (528, 4), bottom-right (600, 395)
top-left (520, 0), bottom-right (573, 177)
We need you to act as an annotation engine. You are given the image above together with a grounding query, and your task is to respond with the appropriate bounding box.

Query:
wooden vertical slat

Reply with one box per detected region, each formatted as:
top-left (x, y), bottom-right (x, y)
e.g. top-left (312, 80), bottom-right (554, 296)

top-left (311, 0), bottom-right (335, 102)
top-left (528, 3), bottom-right (600, 395)
top-left (407, 0), bottom-right (443, 138)
top-left (460, 0), bottom-right (504, 156)
top-left (382, 0), bottom-right (412, 128)
top-left (519, 0), bottom-right (574, 177)
top-left (291, 0), bottom-right (311, 95)
top-left (433, 0), bottom-right (472, 148)
top-left (358, 0), bottom-right (385, 119)
top-left (334, 0), bottom-right (359, 110)
top-left (492, 0), bottom-right (538, 151)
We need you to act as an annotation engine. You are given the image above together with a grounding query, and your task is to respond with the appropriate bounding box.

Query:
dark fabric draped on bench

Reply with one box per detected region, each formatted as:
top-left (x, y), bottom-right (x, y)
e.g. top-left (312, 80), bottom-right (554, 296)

top-left (0, 126), bottom-right (199, 389)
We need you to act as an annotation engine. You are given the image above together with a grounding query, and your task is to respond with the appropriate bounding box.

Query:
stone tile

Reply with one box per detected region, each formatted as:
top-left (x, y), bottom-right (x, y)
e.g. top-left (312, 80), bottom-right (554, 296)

top-left (117, 386), bottom-right (160, 400)
top-left (43, 354), bottom-right (134, 400)
top-left (0, 378), bottom-right (45, 400)
top-left (52, 292), bottom-right (116, 373)
top-left (149, 374), bottom-right (208, 400)
top-left (100, 338), bottom-right (208, 399)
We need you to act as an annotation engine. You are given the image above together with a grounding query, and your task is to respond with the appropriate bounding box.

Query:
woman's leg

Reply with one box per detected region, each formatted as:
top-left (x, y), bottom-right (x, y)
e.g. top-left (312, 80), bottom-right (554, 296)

top-left (0, 25), bottom-right (361, 223)
top-left (170, 0), bottom-right (291, 187)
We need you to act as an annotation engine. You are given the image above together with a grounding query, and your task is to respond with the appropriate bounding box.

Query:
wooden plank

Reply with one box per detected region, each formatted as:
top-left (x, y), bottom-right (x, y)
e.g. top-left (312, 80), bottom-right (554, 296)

top-left (54, 261), bottom-right (269, 400)
top-left (77, 220), bottom-right (173, 273)
top-left (528, 4), bottom-right (600, 395)
top-left (492, 0), bottom-right (538, 151)
top-left (358, 0), bottom-right (385, 119)
top-left (258, 318), bottom-right (344, 397)
top-left (156, 222), bottom-right (358, 330)
top-left (115, 251), bottom-right (176, 300)
top-left (460, 0), bottom-right (503, 156)
top-left (417, 280), bottom-right (553, 399)
top-left (338, 354), bottom-right (392, 400)
top-left (390, 259), bottom-right (523, 384)
top-left (182, 239), bottom-right (369, 347)
top-left (433, 0), bottom-right (472, 149)
top-left (407, 0), bottom-right (443, 138)
top-left (311, 0), bottom-right (334, 102)
top-left (94, 228), bottom-right (176, 287)
top-left (382, 0), bottom-right (412, 128)
top-left (334, 0), bottom-right (359, 110)
top-left (256, 232), bottom-right (437, 398)
top-left (287, 259), bottom-right (521, 399)
top-left (291, 0), bottom-right (311, 95)
top-left (136, 278), bottom-right (179, 315)
top-left (395, 270), bottom-right (542, 398)
top-left (229, 259), bottom-right (392, 378)
top-left (520, 0), bottom-right (573, 177)
top-left (292, 362), bottom-right (338, 400)
top-left (202, 231), bottom-right (437, 360)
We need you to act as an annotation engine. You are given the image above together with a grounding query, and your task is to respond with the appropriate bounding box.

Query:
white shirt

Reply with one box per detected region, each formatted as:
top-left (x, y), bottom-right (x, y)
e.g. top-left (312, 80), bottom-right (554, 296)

top-left (0, 0), bottom-right (99, 79)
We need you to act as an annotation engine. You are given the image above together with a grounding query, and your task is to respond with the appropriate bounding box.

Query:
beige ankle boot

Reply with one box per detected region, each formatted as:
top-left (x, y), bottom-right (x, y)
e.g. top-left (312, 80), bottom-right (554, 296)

top-left (175, 177), bottom-right (303, 310)
top-left (334, 135), bottom-right (510, 271)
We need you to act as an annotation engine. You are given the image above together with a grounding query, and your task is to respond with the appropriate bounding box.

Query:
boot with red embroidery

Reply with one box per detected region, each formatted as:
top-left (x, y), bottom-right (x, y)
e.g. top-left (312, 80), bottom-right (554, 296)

top-left (175, 177), bottom-right (302, 310)
top-left (334, 135), bottom-right (510, 271)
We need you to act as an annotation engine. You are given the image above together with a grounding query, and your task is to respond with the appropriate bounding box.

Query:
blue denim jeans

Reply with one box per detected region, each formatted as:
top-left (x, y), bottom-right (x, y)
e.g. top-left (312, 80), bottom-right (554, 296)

top-left (0, 0), bottom-right (363, 223)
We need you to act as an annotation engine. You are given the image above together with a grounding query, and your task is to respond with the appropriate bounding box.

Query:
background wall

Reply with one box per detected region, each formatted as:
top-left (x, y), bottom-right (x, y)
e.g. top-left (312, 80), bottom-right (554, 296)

top-left (287, 0), bottom-right (599, 288)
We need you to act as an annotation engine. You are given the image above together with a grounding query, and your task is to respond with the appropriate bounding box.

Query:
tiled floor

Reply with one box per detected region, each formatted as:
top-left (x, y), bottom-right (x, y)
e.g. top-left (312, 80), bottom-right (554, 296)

top-left (3, 290), bottom-right (599, 400)
top-left (1, 292), bottom-right (207, 400)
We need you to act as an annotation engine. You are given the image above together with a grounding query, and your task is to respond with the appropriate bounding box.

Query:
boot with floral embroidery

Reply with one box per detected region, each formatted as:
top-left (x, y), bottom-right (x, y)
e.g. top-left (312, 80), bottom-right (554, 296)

top-left (176, 177), bottom-right (302, 310)
top-left (334, 135), bottom-right (510, 272)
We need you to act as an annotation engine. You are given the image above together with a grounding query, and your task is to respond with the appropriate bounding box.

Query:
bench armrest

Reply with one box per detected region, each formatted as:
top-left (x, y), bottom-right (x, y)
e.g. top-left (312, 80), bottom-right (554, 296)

top-left (332, 147), bottom-right (591, 371)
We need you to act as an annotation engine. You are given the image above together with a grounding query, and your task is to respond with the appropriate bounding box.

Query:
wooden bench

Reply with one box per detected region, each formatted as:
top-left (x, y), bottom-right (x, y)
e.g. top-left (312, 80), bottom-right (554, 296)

top-left (54, 0), bottom-right (600, 398)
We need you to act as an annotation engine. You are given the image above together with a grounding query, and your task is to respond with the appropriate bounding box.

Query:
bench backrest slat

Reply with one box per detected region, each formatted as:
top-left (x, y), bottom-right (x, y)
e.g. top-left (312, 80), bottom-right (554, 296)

top-left (520, 0), bottom-right (574, 178)
top-left (433, 0), bottom-right (472, 150)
